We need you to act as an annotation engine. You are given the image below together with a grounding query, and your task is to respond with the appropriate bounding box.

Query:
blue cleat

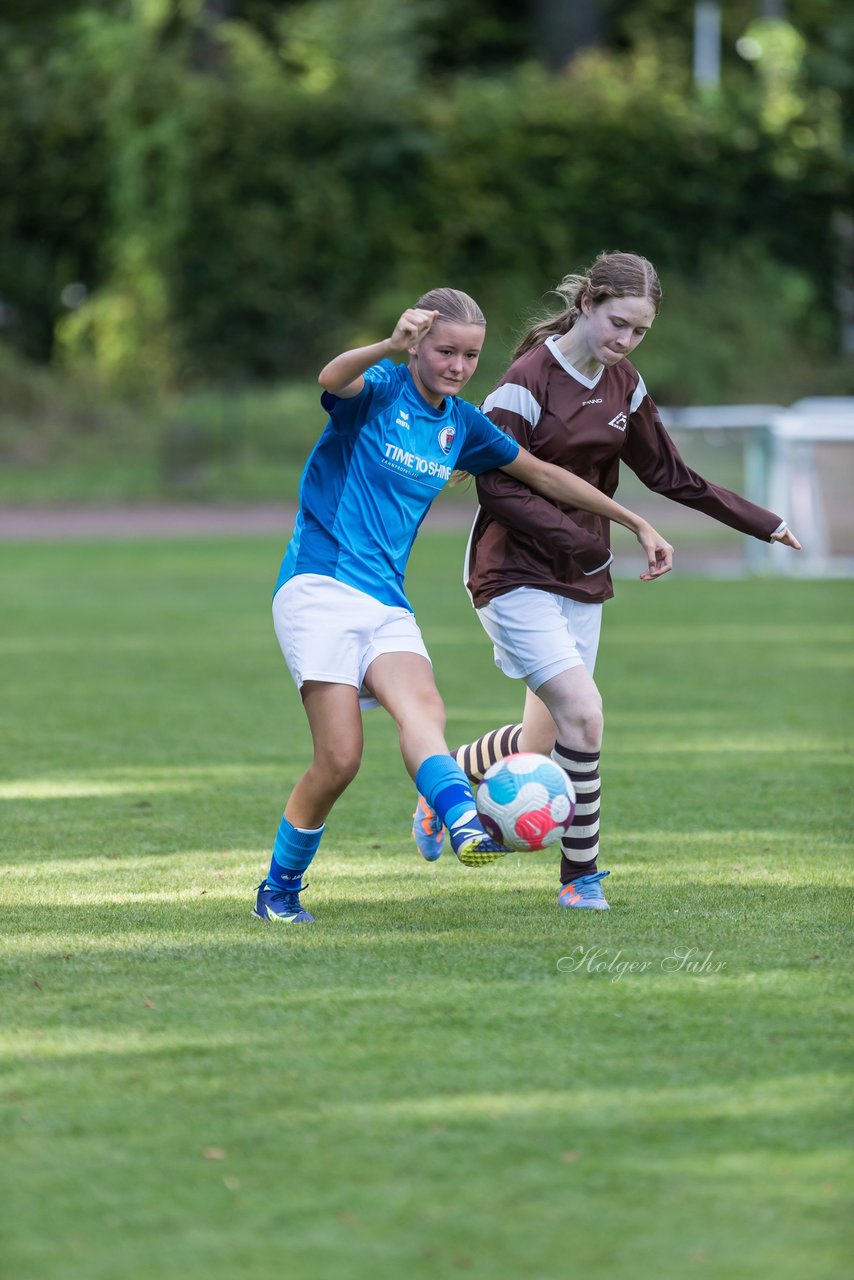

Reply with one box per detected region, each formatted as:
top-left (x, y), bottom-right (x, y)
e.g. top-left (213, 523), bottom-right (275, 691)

top-left (557, 870), bottom-right (610, 910)
top-left (252, 880), bottom-right (315, 923)
top-left (412, 794), bottom-right (445, 861)
top-left (452, 826), bottom-right (509, 868)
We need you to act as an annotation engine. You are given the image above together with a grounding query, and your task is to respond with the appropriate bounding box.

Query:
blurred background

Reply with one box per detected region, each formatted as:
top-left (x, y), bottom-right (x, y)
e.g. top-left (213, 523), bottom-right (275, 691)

top-left (0, 0), bottom-right (852, 564)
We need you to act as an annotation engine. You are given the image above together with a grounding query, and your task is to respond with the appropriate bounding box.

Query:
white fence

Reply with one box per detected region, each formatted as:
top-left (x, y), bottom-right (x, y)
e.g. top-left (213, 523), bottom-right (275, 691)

top-left (660, 397), bottom-right (854, 576)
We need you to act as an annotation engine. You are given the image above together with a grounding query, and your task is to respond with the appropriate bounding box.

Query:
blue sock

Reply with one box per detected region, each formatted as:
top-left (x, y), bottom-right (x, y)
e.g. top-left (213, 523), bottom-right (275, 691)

top-left (267, 815), bottom-right (324, 890)
top-left (415, 755), bottom-right (483, 852)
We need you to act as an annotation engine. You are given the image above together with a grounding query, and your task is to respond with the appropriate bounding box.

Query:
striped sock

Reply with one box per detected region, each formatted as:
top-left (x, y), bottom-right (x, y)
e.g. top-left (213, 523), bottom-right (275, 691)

top-left (551, 743), bottom-right (601, 883)
top-left (453, 724), bottom-right (524, 782)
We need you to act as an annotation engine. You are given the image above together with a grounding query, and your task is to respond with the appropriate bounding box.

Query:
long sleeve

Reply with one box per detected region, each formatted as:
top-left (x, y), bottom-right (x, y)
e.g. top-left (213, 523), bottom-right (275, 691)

top-left (622, 396), bottom-right (783, 541)
top-left (475, 469), bottom-right (612, 574)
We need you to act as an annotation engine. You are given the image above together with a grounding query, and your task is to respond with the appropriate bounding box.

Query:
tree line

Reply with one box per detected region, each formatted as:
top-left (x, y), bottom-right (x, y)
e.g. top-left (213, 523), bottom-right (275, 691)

top-left (0, 0), bottom-right (850, 401)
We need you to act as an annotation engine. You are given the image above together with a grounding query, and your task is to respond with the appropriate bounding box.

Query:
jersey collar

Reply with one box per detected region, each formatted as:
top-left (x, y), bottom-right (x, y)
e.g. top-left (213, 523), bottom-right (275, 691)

top-left (545, 335), bottom-right (604, 390)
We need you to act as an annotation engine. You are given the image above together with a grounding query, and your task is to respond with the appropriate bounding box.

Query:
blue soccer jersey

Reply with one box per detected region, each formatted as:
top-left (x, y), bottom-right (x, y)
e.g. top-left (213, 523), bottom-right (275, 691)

top-left (275, 360), bottom-right (519, 610)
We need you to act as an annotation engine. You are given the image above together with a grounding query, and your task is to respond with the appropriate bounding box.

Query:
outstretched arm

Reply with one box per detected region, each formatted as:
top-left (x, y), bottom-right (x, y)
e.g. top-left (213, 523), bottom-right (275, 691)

top-left (317, 308), bottom-right (439, 398)
top-left (623, 399), bottom-right (801, 552)
top-left (501, 446), bottom-right (674, 580)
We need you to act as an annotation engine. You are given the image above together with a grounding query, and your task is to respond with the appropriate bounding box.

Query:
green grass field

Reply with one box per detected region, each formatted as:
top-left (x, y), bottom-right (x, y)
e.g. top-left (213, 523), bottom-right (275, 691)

top-left (1, 532), bottom-right (852, 1280)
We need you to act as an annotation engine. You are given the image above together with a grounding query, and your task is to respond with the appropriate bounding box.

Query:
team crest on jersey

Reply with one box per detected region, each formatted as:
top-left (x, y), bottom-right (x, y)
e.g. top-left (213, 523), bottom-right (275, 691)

top-left (608, 412), bottom-right (628, 432)
top-left (438, 426), bottom-right (456, 454)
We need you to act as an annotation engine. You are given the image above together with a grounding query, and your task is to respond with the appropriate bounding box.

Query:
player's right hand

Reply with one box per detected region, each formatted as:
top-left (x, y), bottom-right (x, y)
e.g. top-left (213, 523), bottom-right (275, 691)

top-left (389, 308), bottom-right (439, 350)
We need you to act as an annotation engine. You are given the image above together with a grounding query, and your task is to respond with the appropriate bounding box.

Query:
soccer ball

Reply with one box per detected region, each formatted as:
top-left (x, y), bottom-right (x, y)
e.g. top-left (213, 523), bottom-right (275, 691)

top-left (475, 753), bottom-right (575, 852)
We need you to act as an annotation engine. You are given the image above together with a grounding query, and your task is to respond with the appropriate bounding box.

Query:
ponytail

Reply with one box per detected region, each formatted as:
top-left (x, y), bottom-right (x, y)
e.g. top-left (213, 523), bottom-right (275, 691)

top-left (512, 251), bottom-right (661, 360)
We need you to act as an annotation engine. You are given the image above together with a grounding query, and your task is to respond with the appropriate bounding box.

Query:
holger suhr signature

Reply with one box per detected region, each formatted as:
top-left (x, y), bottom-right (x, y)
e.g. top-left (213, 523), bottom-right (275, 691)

top-left (557, 945), bottom-right (727, 983)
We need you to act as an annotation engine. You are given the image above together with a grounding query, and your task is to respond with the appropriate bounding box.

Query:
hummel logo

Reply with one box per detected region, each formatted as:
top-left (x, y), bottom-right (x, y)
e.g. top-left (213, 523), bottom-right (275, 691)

top-left (582, 398), bottom-right (603, 405)
top-left (608, 412), bottom-right (628, 432)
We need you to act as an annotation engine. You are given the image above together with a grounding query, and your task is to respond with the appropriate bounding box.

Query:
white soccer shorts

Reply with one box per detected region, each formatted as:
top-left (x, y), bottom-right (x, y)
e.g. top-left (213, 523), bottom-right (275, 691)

top-left (273, 573), bottom-right (430, 711)
top-left (476, 587), bottom-right (602, 691)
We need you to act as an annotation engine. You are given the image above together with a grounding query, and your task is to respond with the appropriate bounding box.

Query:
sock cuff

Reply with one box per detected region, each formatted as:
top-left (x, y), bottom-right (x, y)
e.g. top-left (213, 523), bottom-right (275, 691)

top-left (416, 754), bottom-right (466, 801)
top-left (553, 743), bottom-right (599, 764)
top-left (276, 815), bottom-right (325, 853)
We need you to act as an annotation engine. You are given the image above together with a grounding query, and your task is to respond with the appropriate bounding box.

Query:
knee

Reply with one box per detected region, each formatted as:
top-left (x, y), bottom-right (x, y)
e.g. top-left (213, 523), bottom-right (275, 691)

top-left (560, 691), bottom-right (603, 752)
top-left (317, 742), bottom-right (362, 793)
top-left (576, 697), bottom-right (604, 750)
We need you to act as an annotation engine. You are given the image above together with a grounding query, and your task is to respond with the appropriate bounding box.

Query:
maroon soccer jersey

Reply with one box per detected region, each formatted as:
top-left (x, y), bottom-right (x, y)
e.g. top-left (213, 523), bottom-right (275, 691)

top-left (465, 336), bottom-right (783, 606)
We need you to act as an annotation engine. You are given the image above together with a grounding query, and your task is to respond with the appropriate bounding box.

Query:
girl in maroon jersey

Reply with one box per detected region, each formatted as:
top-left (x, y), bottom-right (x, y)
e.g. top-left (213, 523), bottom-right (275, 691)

top-left (411, 250), bottom-right (801, 908)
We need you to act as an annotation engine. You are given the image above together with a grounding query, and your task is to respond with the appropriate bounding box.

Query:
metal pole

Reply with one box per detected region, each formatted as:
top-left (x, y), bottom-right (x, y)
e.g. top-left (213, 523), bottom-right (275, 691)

top-left (744, 429), bottom-right (771, 574)
top-left (694, 1), bottom-right (721, 88)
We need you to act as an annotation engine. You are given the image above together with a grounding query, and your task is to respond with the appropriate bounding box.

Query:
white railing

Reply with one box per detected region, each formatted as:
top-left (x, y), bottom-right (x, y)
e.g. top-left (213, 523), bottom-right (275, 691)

top-left (660, 397), bottom-right (854, 576)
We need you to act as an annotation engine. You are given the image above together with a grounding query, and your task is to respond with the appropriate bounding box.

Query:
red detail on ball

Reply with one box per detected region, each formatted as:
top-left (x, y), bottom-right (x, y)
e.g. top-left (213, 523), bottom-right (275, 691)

top-left (514, 805), bottom-right (557, 849)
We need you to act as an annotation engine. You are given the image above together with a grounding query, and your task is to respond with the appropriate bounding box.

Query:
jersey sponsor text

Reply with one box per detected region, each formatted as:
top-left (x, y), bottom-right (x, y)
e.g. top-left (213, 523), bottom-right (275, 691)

top-left (382, 442), bottom-right (453, 481)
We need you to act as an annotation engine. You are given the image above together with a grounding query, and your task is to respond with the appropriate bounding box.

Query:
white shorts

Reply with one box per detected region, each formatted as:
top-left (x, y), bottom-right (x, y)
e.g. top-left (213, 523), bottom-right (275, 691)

top-left (273, 574), bottom-right (430, 711)
top-left (476, 587), bottom-right (602, 692)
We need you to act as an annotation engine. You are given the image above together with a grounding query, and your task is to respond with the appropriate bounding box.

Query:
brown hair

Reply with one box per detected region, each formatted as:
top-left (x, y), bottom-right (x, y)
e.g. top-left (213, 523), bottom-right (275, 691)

top-left (513, 251), bottom-right (661, 359)
top-left (415, 286), bottom-right (486, 328)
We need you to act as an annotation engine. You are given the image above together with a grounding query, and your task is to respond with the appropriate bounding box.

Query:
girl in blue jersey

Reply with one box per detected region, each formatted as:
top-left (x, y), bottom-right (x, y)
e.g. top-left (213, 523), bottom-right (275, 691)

top-left (253, 287), bottom-right (674, 923)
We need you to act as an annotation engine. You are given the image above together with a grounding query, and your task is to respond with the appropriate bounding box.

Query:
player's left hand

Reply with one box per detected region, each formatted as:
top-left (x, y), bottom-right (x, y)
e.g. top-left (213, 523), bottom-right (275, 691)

top-left (771, 526), bottom-right (802, 550)
top-left (636, 522), bottom-right (674, 581)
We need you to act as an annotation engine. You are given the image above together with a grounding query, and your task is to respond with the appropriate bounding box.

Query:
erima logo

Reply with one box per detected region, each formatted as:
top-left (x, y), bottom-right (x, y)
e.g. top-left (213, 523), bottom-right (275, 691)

top-left (608, 412), bottom-right (628, 432)
top-left (438, 426), bottom-right (456, 455)
top-left (582, 398), bottom-right (603, 406)
top-left (395, 409), bottom-right (410, 430)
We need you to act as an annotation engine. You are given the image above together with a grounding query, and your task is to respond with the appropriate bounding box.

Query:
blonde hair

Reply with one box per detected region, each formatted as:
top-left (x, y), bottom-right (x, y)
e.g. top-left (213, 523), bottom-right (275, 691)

top-left (514, 251), bottom-right (661, 358)
top-left (415, 287), bottom-right (486, 328)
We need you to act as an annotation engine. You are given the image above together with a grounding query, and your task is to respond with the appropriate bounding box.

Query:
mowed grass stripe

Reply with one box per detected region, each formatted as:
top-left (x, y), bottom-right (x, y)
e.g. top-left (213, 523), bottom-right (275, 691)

top-left (1, 534), bottom-right (852, 1280)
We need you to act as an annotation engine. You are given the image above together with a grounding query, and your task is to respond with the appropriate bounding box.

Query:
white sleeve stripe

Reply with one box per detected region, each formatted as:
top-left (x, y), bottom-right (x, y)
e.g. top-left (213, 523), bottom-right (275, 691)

top-left (581, 552), bottom-right (614, 577)
top-left (481, 383), bottom-right (543, 429)
top-left (461, 510), bottom-right (479, 603)
top-left (629, 375), bottom-right (647, 416)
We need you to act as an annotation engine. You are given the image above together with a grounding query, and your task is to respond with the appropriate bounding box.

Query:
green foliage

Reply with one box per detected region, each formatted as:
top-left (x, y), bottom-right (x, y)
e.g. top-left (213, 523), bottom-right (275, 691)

top-left (636, 246), bottom-right (853, 406)
top-left (1, 318), bottom-right (850, 508)
top-left (0, 2), bottom-right (849, 393)
top-left (0, 21), bottom-right (112, 361)
top-left (414, 47), bottom-right (846, 325)
top-left (0, 340), bottom-right (326, 503)
top-left (1, 537), bottom-right (852, 1278)
top-left (0, 341), bottom-right (138, 482)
